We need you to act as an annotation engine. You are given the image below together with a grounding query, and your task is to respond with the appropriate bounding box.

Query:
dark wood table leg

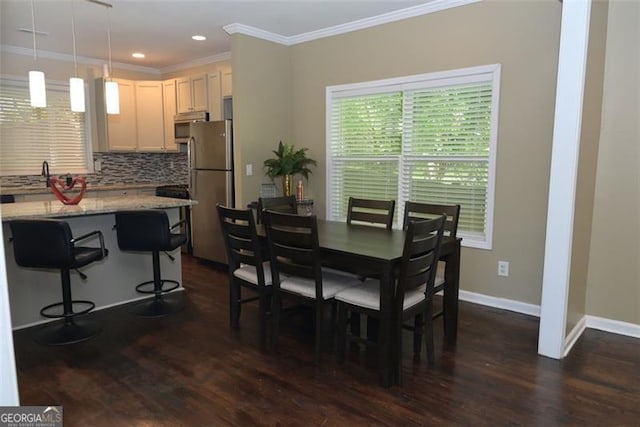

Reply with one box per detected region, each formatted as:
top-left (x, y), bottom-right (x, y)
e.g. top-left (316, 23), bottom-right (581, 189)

top-left (378, 263), bottom-right (394, 388)
top-left (443, 240), bottom-right (461, 344)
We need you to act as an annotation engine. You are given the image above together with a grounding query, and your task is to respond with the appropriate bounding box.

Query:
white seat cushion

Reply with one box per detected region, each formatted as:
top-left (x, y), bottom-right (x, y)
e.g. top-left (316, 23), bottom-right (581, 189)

top-left (233, 262), bottom-right (274, 286)
top-left (334, 278), bottom-right (426, 311)
top-left (280, 270), bottom-right (361, 300)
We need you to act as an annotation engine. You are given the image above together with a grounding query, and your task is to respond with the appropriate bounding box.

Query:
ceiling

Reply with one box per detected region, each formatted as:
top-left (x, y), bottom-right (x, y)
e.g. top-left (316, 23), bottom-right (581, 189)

top-left (0, 0), bottom-right (430, 72)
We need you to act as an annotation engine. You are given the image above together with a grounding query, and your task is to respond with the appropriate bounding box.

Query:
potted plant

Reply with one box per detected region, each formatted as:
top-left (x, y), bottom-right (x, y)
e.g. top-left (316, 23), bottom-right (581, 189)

top-left (263, 141), bottom-right (317, 197)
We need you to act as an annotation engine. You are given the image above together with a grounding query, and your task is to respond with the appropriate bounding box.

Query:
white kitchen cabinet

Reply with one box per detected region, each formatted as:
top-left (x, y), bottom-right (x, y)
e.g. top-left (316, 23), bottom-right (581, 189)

top-left (221, 70), bottom-right (232, 97)
top-left (135, 81), bottom-right (165, 152)
top-left (207, 72), bottom-right (222, 121)
top-left (163, 79), bottom-right (178, 152)
top-left (176, 74), bottom-right (208, 113)
top-left (103, 79), bottom-right (137, 151)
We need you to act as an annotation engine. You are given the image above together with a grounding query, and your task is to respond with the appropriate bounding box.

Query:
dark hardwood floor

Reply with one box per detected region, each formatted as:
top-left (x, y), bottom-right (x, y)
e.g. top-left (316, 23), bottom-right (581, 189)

top-left (12, 255), bottom-right (640, 426)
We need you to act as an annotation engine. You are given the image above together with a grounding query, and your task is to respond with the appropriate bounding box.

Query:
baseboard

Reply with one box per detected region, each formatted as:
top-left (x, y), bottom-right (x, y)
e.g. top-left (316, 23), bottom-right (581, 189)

top-left (586, 315), bottom-right (640, 339)
top-left (564, 316), bottom-right (587, 357)
top-left (458, 290), bottom-right (541, 317)
top-left (12, 288), bottom-right (185, 331)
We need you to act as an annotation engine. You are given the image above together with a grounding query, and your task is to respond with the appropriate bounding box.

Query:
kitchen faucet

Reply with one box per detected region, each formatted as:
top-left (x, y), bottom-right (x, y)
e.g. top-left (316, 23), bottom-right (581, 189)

top-left (41, 161), bottom-right (50, 187)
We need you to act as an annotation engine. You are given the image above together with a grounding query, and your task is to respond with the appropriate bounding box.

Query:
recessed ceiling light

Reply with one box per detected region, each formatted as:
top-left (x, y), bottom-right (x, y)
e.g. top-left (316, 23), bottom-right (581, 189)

top-left (132, 52), bottom-right (145, 59)
top-left (192, 35), bottom-right (206, 41)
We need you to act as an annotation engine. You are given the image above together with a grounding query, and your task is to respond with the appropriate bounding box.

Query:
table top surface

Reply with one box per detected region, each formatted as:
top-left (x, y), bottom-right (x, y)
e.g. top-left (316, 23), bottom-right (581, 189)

top-left (0, 195), bottom-right (196, 221)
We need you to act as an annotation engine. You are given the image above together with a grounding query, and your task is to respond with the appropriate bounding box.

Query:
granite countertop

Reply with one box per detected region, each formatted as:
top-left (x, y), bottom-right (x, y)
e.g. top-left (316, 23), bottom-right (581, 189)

top-left (0, 183), bottom-right (178, 196)
top-left (0, 195), bottom-right (197, 221)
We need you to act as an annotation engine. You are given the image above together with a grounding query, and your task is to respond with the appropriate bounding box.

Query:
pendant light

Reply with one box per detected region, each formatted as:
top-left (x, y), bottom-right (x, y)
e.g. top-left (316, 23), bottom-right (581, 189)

top-left (28, 0), bottom-right (46, 108)
top-left (104, 4), bottom-right (119, 115)
top-left (69, 0), bottom-right (85, 112)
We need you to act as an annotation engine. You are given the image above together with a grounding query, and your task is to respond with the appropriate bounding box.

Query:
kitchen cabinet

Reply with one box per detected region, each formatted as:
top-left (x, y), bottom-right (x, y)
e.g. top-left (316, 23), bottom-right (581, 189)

top-left (207, 72), bottom-right (222, 121)
top-left (221, 70), bottom-right (232, 97)
top-left (98, 78), bottom-right (137, 151)
top-left (162, 80), bottom-right (178, 152)
top-left (176, 74), bottom-right (207, 113)
top-left (135, 81), bottom-right (165, 152)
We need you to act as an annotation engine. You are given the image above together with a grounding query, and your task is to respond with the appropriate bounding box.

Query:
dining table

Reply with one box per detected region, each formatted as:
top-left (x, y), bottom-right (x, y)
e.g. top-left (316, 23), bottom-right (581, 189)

top-left (259, 218), bottom-right (461, 387)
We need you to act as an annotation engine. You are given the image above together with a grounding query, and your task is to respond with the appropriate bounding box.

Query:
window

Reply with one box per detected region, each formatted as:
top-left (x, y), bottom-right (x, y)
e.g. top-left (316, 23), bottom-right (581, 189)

top-left (0, 76), bottom-right (92, 176)
top-left (326, 64), bottom-right (500, 249)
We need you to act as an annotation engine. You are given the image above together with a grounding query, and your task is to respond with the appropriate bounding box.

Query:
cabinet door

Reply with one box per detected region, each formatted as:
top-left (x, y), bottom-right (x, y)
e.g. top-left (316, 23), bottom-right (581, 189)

top-left (176, 77), bottom-right (192, 113)
top-left (191, 74), bottom-right (208, 112)
top-left (135, 81), bottom-right (165, 152)
top-left (107, 79), bottom-right (137, 151)
top-left (207, 72), bottom-right (222, 121)
top-left (163, 80), bottom-right (178, 152)
top-left (221, 71), bottom-right (232, 97)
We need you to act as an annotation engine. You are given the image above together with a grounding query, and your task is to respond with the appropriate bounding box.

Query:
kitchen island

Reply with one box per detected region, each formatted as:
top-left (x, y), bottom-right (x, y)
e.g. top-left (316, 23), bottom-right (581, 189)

top-left (1, 195), bottom-right (196, 328)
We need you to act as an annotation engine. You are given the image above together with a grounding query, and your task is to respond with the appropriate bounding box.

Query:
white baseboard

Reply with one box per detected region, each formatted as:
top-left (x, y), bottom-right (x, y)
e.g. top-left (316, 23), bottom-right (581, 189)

top-left (458, 289), bottom-right (541, 317)
top-left (564, 316), bottom-right (587, 357)
top-left (586, 315), bottom-right (640, 339)
top-left (459, 289), bottom-right (640, 340)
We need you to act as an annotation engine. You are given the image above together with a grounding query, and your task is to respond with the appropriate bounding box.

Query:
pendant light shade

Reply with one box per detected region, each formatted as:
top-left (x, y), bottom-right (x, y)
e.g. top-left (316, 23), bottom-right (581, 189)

top-left (69, 77), bottom-right (85, 112)
top-left (29, 70), bottom-right (46, 108)
top-left (69, 0), bottom-right (85, 112)
top-left (105, 80), bottom-right (120, 114)
top-left (28, 0), bottom-right (46, 108)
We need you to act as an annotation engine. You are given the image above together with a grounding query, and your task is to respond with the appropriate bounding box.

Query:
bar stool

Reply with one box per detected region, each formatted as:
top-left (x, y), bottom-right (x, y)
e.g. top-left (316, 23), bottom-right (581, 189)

top-left (9, 219), bottom-right (108, 346)
top-left (115, 210), bottom-right (187, 317)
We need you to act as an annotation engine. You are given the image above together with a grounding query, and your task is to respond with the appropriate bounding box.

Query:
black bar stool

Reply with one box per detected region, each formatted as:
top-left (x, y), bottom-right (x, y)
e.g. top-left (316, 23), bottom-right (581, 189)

top-left (9, 219), bottom-right (108, 346)
top-left (115, 210), bottom-right (187, 317)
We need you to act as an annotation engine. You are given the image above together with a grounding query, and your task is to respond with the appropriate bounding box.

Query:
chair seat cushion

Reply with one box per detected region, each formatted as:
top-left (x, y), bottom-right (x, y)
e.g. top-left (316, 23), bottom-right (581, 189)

top-left (233, 262), bottom-right (274, 286)
top-left (335, 278), bottom-right (426, 311)
top-left (435, 261), bottom-right (445, 287)
top-left (72, 247), bottom-right (108, 269)
top-left (280, 271), bottom-right (361, 300)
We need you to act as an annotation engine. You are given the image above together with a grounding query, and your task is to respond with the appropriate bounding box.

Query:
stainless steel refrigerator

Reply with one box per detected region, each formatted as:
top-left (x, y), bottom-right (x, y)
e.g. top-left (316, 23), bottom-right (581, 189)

top-left (188, 120), bottom-right (234, 263)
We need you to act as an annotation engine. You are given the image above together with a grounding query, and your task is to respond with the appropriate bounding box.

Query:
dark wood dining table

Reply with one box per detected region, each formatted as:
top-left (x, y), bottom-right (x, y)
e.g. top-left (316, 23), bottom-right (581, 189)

top-left (259, 219), bottom-right (461, 387)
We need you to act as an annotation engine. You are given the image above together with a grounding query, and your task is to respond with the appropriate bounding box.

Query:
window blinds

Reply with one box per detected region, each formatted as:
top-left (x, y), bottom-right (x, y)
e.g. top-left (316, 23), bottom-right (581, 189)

top-left (327, 65), bottom-right (499, 249)
top-left (0, 78), bottom-right (90, 176)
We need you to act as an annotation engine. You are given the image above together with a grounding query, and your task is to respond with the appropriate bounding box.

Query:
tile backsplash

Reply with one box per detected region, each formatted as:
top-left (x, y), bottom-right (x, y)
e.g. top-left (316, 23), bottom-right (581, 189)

top-left (0, 152), bottom-right (188, 189)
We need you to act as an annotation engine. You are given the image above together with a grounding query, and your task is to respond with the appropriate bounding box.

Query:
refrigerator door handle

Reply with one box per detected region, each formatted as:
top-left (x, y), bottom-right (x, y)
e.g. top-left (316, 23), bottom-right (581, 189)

top-left (188, 136), bottom-right (196, 168)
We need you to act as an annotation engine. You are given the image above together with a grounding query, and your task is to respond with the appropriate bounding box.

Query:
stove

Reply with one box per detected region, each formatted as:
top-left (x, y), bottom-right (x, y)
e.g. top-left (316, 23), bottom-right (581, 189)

top-left (156, 184), bottom-right (189, 199)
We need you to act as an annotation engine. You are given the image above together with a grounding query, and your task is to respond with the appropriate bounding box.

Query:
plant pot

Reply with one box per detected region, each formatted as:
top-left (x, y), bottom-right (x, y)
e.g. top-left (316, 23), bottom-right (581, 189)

top-left (282, 174), bottom-right (293, 197)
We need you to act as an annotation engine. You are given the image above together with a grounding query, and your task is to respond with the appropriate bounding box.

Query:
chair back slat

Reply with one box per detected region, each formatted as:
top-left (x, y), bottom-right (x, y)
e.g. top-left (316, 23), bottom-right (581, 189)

top-left (395, 215), bottom-right (446, 313)
top-left (257, 196), bottom-right (297, 224)
top-left (347, 197), bottom-right (395, 230)
top-left (263, 210), bottom-right (322, 286)
top-left (217, 205), bottom-right (265, 273)
top-left (403, 201), bottom-right (460, 237)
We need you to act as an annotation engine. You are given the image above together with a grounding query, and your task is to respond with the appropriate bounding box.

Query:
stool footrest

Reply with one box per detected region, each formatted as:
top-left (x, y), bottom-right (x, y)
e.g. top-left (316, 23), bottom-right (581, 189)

top-left (40, 300), bottom-right (96, 319)
top-left (135, 280), bottom-right (180, 295)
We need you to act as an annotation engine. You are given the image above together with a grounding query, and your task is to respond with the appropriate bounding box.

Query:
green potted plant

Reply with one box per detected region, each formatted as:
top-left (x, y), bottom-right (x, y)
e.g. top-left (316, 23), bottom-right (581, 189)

top-left (263, 141), bottom-right (317, 197)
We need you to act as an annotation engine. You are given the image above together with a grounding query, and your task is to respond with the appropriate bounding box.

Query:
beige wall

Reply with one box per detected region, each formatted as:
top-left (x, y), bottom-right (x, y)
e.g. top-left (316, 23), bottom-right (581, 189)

top-left (231, 35), bottom-right (292, 208)
top-left (566, 0), bottom-right (609, 333)
top-left (287, 0), bottom-right (561, 304)
top-left (586, 0), bottom-right (640, 324)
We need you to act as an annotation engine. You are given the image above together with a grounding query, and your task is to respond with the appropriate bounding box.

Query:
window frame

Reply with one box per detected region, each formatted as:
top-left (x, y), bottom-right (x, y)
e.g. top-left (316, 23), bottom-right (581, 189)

top-left (0, 75), bottom-right (94, 176)
top-left (325, 64), bottom-right (501, 250)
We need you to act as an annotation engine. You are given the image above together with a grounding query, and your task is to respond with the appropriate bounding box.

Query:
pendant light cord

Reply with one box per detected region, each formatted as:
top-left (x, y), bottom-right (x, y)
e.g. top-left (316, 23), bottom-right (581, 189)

top-left (71, 0), bottom-right (78, 77)
top-left (107, 7), bottom-right (113, 79)
top-left (30, 0), bottom-right (37, 62)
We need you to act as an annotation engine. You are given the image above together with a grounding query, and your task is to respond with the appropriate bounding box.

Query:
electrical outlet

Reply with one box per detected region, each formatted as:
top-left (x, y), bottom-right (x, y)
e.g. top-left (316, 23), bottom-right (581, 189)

top-left (498, 260), bottom-right (509, 277)
top-left (93, 159), bottom-right (102, 172)
top-left (246, 164), bottom-right (253, 176)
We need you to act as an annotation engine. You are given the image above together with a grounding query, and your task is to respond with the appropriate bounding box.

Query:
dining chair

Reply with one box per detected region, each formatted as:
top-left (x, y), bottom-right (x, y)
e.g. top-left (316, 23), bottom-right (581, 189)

top-left (256, 195), bottom-right (297, 224)
top-left (217, 204), bottom-right (272, 348)
top-left (346, 197), bottom-right (395, 230)
top-left (403, 201), bottom-right (460, 322)
top-left (263, 210), bottom-right (361, 363)
top-left (335, 215), bottom-right (446, 383)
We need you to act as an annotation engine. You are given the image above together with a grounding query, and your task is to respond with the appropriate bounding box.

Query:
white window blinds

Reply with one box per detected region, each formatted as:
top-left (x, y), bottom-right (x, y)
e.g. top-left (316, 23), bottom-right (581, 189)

top-left (327, 65), bottom-right (500, 249)
top-left (0, 77), bottom-right (91, 176)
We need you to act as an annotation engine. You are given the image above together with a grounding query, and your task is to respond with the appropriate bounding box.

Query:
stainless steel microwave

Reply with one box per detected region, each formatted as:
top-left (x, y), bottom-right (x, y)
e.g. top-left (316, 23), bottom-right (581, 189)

top-left (174, 111), bottom-right (209, 144)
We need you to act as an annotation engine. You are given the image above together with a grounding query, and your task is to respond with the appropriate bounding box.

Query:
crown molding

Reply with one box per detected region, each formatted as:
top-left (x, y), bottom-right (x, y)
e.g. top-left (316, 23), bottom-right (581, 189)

top-left (223, 23), bottom-right (289, 45)
top-left (0, 44), bottom-right (161, 75)
top-left (159, 52), bottom-right (231, 74)
top-left (224, 0), bottom-right (481, 46)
